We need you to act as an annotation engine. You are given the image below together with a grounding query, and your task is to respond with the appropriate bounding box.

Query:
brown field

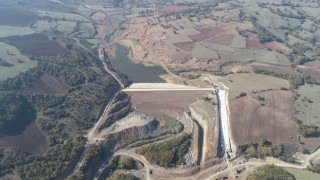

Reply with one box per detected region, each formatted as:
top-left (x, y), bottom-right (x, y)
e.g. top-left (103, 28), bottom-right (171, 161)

top-left (159, 5), bottom-right (192, 13)
top-left (246, 37), bottom-right (287, 52)
top-left (304, 61), bottom-right (320, 69)
top-left (126, 90), bottom-right (210, 119)
top-left (188, 27), bottom-right (225, 42)
top-left (230, 90), bottom-right (299, 146)
top-left (262, 42), bottom-right (283, 52)
top-left (16, 73), bottom-right (69, 95)
top-left (0, 33), bottom-right (70, 56)
top-left (245, 37), bottom-right (262, 48)
top-left (173, 41), bottom-right (194, 51)
top-left (298, 66), bottom-right (320, 82)
top-left (254, 64), bottom-right (297, 75)
top-left (0, 122), bottom-right (48, 154)
top-left (207, 34), bottom-right (235, 46)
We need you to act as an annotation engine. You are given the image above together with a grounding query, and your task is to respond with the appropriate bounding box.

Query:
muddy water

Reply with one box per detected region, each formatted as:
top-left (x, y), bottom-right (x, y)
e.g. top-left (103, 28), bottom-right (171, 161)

top-left (109, 44), bottom-right (166, 83)
top-left (0, 122), bottom-right (48, 154)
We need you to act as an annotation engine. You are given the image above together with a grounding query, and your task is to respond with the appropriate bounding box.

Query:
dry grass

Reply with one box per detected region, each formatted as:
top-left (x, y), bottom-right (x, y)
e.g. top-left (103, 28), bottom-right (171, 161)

top-left (221, 73), bottom-right (290, 100)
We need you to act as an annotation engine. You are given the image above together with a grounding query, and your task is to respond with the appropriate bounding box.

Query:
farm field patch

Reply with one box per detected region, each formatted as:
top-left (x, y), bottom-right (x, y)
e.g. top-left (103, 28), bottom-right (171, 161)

top-left (0, 33), bottom-right (70, 56)
top-left (207, 34), bottom-right (235, 46)
top-left (173, 41), bottom-right (194, 51)
top-left (230, 90), bottom-right (299, 146)
top-left (0, 42), bottom-right (37, 81)
top-left (294, 84), bottom-right (320, 127)
top-left (254, 64), bottom-right (297, 75)
top-left (0, 6), bottom-right (37, 26)
top-left (32, 20), bottom-right (76, 35)
top-left (221, 73), bottom-right (290, 99)
top-left (36, 10), bottom-right (90, 22)
top-left (0, 25), bottom-right (35, 38)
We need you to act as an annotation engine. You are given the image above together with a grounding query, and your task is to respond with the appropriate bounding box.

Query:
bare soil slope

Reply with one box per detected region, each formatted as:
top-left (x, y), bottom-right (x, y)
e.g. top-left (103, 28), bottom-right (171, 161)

top-left (127, 91), bottom-right (210, 119)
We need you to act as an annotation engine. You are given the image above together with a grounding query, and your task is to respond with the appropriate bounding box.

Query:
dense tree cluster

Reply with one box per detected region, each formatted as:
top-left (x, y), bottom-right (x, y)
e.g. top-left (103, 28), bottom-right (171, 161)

top-left (0, 137), bottom-right (84, 179)
top-left (254, 68), bottom-right (317, 89)
top-left (237, 140), bottom-right (291, 160)
top-left (308, 163), bottom-right (320, 174)
top-left (0, 93), bottom-right (35, 131)
top-left (298, 124), bottom-right (320, 137)
top-left (136, 133), bottom-right (190, 168)
top-left (0, 43), bottom-right (117, 179)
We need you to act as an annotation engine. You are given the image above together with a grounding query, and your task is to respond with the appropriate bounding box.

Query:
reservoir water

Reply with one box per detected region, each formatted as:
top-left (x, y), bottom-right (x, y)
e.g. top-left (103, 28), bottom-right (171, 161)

top-left (109, 44), bottom-right (166, 83)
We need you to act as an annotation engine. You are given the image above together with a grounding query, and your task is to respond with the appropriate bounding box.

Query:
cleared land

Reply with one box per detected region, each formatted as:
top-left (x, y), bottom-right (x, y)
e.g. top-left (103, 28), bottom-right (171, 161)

top-left (294, 84), bottom-right (320, 127)
top-left (221, 73), bottom-right (290, 99)
top-left (126, 90), bottom-right (210, 119)
top-left (0, 33), bottom-right (70, 56)
top-left (230, 90), bottom-right (299, 146)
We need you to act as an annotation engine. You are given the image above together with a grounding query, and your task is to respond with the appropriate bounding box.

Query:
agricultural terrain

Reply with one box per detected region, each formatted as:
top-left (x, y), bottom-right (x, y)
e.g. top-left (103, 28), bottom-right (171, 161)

top-left (0, 0), bottom-right (320, 180)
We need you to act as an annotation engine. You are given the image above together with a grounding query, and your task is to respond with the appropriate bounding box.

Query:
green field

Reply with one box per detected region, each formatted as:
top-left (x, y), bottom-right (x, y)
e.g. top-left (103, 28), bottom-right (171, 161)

top-left (0, 42), bottom-right (37, 81)
top-left (0, 25), bottom-right (35, 38)
top-left (77, 22), bottom-right (96, 38)
top-left (285, 168), bottom-right (320, 180)
top-left (219, 49), bottom-right (290, 66)
top-left (190, 42), bottom-right (220, 59)
top-left (294, 84), bottom-right (320, 126)
top-left (36, 10), bottom-right (90, 22)
top-left (32, 20), bottom-right (77, 35)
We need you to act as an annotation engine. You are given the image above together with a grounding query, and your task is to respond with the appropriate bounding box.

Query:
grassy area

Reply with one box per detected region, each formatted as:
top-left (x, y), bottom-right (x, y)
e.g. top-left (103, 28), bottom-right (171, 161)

top-left (285, 168), bottom-right (320, 180)
top-left (152, 113), bottom-right (182, 133)
top-left (190, 42), bottom-right (220, 59)
top-left (36, 11), bottom-right (90, 22)
top-left (0, 25), bottom-right (35, 38)
top-left (221, 73), bottom-right (290, 99)
top-left (32, 20), bottom-right (77, 35)
top-left (294, 84), bottom-right (320, 127)
top-left (136, 133), bottom-right (191, 167)
top-left (77, 22), bottom-right (95, 38)
top-left (248, 165), bottom-right (295, 180)
top-left (0, 42), bottom-right (37, 81)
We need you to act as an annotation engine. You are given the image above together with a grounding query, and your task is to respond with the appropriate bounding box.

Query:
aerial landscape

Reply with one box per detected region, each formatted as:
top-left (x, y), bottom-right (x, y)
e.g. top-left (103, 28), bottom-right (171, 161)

top-left (0, 0), bottom-right (320, 179)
